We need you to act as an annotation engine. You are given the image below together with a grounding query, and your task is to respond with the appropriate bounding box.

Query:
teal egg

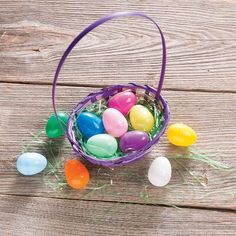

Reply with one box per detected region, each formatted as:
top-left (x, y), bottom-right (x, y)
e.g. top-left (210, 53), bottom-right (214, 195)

top-left (16, 152), bottom-right (47, 176)
top-left (86, 134), bottom-right (118, 158)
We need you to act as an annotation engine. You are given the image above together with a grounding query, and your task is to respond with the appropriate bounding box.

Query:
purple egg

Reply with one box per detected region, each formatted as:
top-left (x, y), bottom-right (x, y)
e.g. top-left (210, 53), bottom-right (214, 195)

top-left (119, 131), bottom-right (150, 153)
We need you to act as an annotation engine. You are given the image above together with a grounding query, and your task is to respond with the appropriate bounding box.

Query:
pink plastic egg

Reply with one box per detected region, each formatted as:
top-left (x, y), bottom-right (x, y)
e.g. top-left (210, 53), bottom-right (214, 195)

top-left (103, 108), bottom-right (128, 137)
top-left (108, 91), bottom-right (137, 115)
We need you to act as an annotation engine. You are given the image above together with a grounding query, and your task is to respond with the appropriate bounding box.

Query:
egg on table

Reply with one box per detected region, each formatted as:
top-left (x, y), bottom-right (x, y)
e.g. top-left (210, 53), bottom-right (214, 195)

top-left (16, 152), bottom-right (47, 176)
top-left (148, 156), bottom-right (172, 187)
top-left (64, 159), bottom-right (90, 189)
top-left (167, 123), bottom-right (197, 147)
top-left (46, 112), bottom-right (68, 138)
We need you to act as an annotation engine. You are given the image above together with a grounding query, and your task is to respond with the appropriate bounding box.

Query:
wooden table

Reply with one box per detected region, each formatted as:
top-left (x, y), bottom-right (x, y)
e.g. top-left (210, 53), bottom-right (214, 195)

top-left (0, 1), bottom-right (235, 235)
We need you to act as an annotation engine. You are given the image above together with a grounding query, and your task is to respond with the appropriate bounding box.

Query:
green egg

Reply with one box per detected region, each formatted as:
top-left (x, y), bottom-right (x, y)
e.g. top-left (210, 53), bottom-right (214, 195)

top-left (86, 134), bottom-right (118, 158)
top-left (45, 112), bottom-right (68, 138)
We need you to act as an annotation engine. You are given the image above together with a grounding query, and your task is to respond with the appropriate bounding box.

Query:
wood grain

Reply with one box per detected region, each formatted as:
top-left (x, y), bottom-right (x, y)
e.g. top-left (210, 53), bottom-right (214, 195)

top-left (0, 0), bottom-right (236, 91)
top-left (1, 1), bottom-right (236, 233)
top-left (0, 194), bottom-right (235, 236)
top-left (0, 83), bottom-right (235, 210)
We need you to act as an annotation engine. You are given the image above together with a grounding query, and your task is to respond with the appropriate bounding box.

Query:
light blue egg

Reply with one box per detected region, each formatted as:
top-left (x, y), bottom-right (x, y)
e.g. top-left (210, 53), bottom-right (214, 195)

top-left (16, 152), bottom-right (47, 176)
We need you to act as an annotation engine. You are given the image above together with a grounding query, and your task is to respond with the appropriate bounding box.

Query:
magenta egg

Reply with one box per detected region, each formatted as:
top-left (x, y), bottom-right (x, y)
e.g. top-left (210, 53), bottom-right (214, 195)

top-left (119, 131), bottom-right (150, 153)
top-left (103, 108), bottom-right (128, 137)
top-left (108, 91), bottom-right (137, 115)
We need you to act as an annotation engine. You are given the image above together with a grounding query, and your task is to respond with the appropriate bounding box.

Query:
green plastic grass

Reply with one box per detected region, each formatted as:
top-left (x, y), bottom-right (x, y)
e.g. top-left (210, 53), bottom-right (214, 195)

top-left (168, 148), bottom-right (234, 171)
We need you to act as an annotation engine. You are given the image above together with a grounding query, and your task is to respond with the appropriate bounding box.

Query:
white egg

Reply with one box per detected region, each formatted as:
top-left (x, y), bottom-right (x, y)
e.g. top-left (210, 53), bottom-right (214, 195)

top-left (148, 156), bottom-right (172, 187)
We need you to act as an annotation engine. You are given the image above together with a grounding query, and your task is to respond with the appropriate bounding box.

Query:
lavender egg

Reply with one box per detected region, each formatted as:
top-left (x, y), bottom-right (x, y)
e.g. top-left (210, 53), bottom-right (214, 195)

top-left (119, 131), bottom-right (149, 153)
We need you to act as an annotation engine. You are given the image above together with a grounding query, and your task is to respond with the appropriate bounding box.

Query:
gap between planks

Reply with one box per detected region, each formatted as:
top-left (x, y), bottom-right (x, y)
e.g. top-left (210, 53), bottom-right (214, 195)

top-left (0, 193), bottom-right (235, 214)
top-left (0, 80), bottom-right (236, 94)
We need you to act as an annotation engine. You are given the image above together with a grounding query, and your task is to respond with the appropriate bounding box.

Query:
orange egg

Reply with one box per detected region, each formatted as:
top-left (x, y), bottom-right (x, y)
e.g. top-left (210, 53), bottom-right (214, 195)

top-left (64, 159), bottom-right (90, 189)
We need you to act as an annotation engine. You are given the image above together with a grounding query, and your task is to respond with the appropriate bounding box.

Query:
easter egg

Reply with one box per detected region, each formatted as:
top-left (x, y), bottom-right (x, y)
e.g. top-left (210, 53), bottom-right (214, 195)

top-left (167, 123), bottom-right (197, 147)
top-left (64, 159), bottom-right (90, 189)
top-left (129, 105), bottom-right (154, 132)
top-left (119, 131), bottom-right (150, 153)
top-left (108, 91), bottom-right (137, 115)
top-left (46, 112), bottom-right (68, 138)
top-left (103, 108), bottom-right (128, 137)
top-left (77, 112), bottom-right (105, 139)
top-left (16, 152), bottom-right (47, 176)
top-left (148, 156), bottom-right (172, 187)
top-left (86, 134), bottom-right (118, 158)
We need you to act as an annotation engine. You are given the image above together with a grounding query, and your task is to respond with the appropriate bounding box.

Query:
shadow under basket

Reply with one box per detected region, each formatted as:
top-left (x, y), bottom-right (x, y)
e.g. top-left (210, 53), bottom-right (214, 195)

top-left (52, 12), bottom-right (170, 167)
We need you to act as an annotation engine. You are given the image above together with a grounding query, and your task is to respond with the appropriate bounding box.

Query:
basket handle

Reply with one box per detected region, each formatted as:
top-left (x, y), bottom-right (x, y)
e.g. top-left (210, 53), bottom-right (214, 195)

top-left (52, 12), bottom-right (166, 123)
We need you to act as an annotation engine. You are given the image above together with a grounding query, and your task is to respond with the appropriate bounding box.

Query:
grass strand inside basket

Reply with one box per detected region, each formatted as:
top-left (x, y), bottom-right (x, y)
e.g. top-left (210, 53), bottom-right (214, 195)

top-left (75, 96), bottom-right (165, 159)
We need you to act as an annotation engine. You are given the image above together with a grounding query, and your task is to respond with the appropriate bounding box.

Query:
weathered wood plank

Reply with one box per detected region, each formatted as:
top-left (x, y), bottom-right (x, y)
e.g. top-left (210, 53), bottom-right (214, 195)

top-left (0, 0), bottom-right (236, 91)
top-left (0, 83), bottom-right (235, 209)
top-left (0, 194), bottom-right (235, 236)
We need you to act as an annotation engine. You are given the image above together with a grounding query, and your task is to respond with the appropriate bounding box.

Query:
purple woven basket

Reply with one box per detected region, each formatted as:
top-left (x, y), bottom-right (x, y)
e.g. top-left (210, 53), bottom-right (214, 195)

top-left (52, 12), bottom-right (170, 167)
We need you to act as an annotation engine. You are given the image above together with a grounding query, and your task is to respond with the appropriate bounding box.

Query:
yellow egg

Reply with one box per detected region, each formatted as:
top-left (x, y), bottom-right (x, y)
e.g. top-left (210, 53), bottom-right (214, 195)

top-left (167, 123), bottom-right (197, 147)
top-left (129, 105), bottom-right (155, 132)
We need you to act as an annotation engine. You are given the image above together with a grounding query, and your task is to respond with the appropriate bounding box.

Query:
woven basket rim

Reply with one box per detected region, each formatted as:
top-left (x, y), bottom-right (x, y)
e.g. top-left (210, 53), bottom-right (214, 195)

top-left (66, 83), bottom-right (170, 167)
